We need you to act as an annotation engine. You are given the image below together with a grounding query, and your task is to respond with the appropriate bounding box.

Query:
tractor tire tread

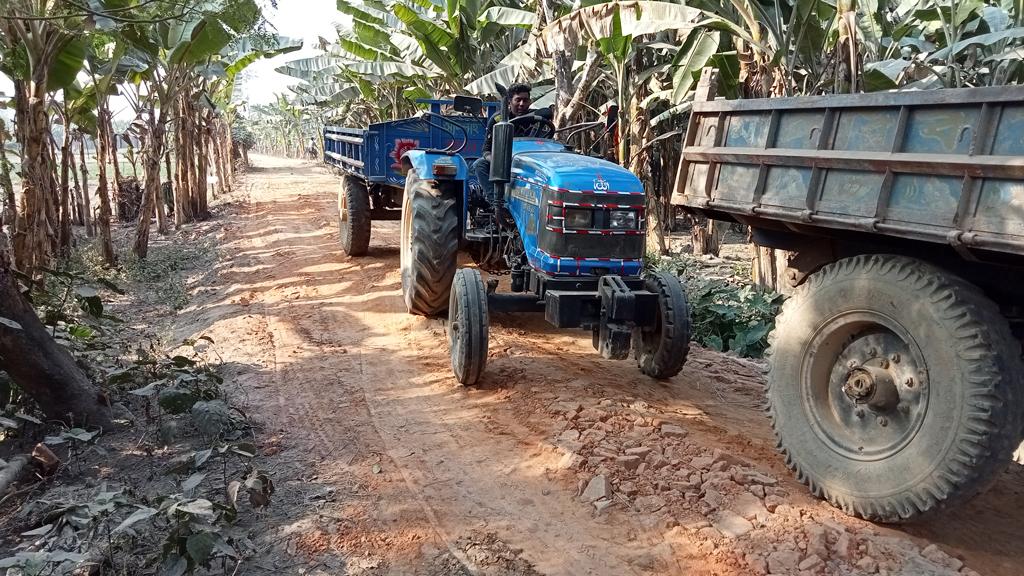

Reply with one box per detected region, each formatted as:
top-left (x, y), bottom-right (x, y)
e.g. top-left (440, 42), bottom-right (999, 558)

top-left (339, 175), bottom-right (371, 256)
top-left (402, 171), bottom-right (458, 316)
top-left (636, 271), bottom-right (691, 379)
top-left (449, 268), bottom-right (489, 385)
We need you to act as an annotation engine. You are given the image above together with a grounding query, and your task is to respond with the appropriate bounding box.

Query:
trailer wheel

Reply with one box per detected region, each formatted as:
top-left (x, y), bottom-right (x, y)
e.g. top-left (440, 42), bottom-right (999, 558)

top-left (339, 175), bottom-right (371, 256)
top-left (400, 169), bottom-right (458, 316)
top-left (768, 254), bottom-right (1023, 522)
top-left (634, 271), bottom-right (691, 379)
top-left (448, 268), bottom-right (489, 385)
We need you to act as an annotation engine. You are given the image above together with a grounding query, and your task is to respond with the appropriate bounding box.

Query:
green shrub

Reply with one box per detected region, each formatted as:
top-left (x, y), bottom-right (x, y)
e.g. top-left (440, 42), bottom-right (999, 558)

top-left (647, 251), bottom-right (783, 358)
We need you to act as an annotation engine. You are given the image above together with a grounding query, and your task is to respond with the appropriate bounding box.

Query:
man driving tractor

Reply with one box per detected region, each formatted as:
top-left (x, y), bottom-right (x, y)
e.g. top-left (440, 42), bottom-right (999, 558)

top-left (471, 83), bottom-right (553, 206)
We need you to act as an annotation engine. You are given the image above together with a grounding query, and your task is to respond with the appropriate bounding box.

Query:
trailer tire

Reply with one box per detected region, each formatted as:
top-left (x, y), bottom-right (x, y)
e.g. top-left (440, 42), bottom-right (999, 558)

top-left (634, 271), bottom-right (691, 379)
top-left (767, 254), bottom-right (1023, 522)
top-left (448, 268), bottom-right (489, 385)
top-left (400, 169), bottom-right (458, 316)
top-left (339, 175), bottom-right (371, 256)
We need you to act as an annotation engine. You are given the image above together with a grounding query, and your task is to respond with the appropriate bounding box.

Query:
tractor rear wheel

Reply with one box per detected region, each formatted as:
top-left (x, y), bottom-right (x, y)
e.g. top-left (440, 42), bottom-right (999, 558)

top-left (768, 254), bottom-right (1023, 522)
top-left (448, 268), bottom-right (489, 385)
top-left (339, 175), bottom-right (371, 256)
top-left (634, 271), bottom-right (691, 379)
top-left (400, 169), bottom-right (458, 316)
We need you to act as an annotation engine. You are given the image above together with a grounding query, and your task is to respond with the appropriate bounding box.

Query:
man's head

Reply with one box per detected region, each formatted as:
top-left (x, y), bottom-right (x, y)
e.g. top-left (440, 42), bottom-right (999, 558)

top-left (507, 83), bottom-right (531, 117)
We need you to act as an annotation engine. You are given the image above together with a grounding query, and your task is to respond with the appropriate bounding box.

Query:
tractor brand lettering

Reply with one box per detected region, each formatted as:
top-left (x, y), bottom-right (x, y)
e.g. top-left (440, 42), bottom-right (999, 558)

top-left (390, 138), bottom-right (420, 169)
top-left (593, 176), bottom-right (610, 192)
top-left (510, 183), bottom-right (539, 206)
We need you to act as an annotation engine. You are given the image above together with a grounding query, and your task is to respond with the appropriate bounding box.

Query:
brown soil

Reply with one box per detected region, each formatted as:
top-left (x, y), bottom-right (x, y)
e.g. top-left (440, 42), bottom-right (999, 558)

top-left (166, 155), bottom-right (1022, 575)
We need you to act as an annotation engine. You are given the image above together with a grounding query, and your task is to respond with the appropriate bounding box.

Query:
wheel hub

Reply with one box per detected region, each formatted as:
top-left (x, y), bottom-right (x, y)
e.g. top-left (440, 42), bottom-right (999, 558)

top-left (803, 313), bottom-right (931, 461)
top-left (843, 364), bottom-right (900, 411)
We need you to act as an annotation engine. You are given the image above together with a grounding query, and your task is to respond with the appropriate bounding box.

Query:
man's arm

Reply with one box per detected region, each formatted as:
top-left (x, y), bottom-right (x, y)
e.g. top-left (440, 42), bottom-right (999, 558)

top-left (482, 114), bottom-right (500, 157)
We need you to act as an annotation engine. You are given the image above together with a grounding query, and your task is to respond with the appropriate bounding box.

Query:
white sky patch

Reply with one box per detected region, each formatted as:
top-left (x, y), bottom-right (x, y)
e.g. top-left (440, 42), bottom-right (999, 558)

top-left (1, 0), bottom-right (343, 122)
top-left (238, 0), bottom-right (344, 108)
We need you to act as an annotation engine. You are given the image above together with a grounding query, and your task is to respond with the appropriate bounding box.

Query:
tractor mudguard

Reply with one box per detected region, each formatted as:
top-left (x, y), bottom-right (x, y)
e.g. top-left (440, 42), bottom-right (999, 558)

top-left (402, 149), bottom-right (470, 182)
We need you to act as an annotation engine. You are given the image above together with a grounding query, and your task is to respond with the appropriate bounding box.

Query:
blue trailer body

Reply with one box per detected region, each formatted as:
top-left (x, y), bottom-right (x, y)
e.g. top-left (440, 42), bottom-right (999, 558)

top-left (323, 99), bottom-right (498, 189)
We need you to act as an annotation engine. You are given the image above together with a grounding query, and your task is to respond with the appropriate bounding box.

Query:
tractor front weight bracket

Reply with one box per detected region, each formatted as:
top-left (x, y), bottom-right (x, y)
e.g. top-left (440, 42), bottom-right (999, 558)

top-left (594, 276), bottom-right (658, 360)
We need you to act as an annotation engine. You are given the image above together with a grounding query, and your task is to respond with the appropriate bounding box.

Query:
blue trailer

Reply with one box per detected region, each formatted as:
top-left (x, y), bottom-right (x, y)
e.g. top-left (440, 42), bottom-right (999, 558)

top-left (323, 97), bottom-right (498, 255)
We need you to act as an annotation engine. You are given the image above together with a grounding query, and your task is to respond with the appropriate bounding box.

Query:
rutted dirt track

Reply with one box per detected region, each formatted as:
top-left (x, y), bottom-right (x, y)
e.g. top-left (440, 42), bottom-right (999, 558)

top-left (181, 155), bottom-right (1024, 575)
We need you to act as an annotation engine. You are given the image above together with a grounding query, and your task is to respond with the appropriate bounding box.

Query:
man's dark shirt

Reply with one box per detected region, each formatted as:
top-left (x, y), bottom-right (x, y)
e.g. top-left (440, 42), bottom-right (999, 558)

top-left (481, 108), bottom-right (553, 155)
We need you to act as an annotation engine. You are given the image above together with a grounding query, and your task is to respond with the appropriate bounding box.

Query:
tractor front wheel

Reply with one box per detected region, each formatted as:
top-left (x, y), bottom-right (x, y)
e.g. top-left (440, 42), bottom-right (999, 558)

top-left (634, 271), bottom-right (691, 379)
top-left (400, 169), bottom-right (459, 316)
top-left (339, 175), bottom-right (371, 256)
top-left (448, 268), bottom-right (489, 385)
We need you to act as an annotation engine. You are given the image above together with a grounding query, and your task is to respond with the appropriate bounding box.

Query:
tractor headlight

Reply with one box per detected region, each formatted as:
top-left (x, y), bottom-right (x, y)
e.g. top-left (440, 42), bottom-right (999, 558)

top-left (609, 209), bottom-right (637, 229)
top-left (564, 208), bottom-right (592, 229)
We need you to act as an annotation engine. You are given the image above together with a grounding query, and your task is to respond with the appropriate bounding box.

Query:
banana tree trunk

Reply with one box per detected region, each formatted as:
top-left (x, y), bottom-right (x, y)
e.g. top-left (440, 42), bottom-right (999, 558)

top-left (12, 76), bottom-right (59, 275)
top-left (70, 141), bottom-right (83, 226)
top-left (174, 96), bottom-right (195, 224)
top-left (94, 101), bottom-right (116, 266)
top-left (108, 116), bottom-right (124, 221)
top-left (133, 115), bottom-right (165, 259)
top-left (195, 112), bottom-right (209, 220)
top-left (0, 119), bottom-right (15, 230)
top-left (58, 119), bottom-right (73, 256)
top-left (78, 136), bottom-right (93, 237)
top-left (154, 129), bottom-right (169, 235)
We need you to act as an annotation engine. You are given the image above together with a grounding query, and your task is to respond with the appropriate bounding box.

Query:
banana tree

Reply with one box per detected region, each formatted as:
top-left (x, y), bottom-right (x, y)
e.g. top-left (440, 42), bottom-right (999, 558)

top-left (106, 0), bottom-right (267, 257)
top-left (0, 1), bottom-right (89, 274)
top-left (534, 1), bottom-right (704, 163)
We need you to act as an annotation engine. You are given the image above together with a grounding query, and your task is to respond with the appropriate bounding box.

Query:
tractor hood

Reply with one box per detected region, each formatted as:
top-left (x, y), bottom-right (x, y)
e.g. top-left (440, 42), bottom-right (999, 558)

top-left (510, 139), bottom-right (644, 195)
top-left (504, 139), bottom-right (647, 277)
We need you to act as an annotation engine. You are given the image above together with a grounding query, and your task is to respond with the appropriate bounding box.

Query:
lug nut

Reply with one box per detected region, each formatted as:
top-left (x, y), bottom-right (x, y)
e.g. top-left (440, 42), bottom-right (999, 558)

top-left (891, 353), bottom-right (901, 364)
top-left (855, 408), bottom-right (865, 419)
top-left (879, 359), bottom-right (890, 369)
top-left (877, 416), bottom-right (889, 427)
top-left (868, 347), bottom-right (878, 357)
top-left (905, 377), bottom-right (915, 388)
top-left (848, 360), bottom-right (859, 369)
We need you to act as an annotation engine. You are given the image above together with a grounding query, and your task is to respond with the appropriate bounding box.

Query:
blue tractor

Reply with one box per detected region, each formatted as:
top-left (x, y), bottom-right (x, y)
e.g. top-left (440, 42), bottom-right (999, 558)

top-left (399, 97), bottom-right (691, 385)
top-left (324, 97), bottom-right (499, 255)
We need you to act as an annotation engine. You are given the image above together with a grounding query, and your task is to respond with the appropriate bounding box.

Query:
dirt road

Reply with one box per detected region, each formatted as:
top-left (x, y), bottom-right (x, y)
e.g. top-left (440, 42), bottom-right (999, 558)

top-left (177, 155), bottom-right (1024, 575)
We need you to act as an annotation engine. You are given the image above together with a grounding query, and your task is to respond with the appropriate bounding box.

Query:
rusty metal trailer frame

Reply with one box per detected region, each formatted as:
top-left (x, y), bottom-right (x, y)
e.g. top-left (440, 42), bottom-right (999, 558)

top-left (672, 70), bottom-right (1024, 259)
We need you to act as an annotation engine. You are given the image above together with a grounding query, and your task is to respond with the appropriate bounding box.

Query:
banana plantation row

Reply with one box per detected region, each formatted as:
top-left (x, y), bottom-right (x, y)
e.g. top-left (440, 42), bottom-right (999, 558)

top-left (0, 0), bottom-right (295, 427)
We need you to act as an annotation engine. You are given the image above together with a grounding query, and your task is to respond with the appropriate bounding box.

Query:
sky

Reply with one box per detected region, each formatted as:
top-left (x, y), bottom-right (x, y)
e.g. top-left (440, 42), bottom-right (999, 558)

top-left (239, 0), bottom-right (343, 106)
top-left (0, 0), bottom-right (341, 119)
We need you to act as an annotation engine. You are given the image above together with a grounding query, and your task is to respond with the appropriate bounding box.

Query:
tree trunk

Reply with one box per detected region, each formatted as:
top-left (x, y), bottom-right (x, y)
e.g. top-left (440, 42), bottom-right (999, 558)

top-left (58, 121), bottom-right (73, 256)
top-left (133, 117), bottom-right (165, 259)
top-left (70, 136), bottom-right (83, 226)
top-left (218, 119), bottom-right (232, 193)
top-left (11, 77), bottom-right (59, 276)
top-left (541, 0), bottom-right (575, 127)
top-left (751, 244), bottom-right (789, 293)
top-left (0, 119), bottom-right (15, 229)
top-left (195, 114), bottom-right (210, 219)
top-left (174, 97), bottom-right (195, 225)
top-left (154, 131), bottom-right (169, 235)
top-left (108, 118), bottom-right (124, 221)
top-left (692, 217), bottom-right (722, 256)
top-left (79, 137), bottom-right (93, 238)
top-left (0, 232), bottom-right (112, 429)
top-left (94, 104), bottom-right (116, 266)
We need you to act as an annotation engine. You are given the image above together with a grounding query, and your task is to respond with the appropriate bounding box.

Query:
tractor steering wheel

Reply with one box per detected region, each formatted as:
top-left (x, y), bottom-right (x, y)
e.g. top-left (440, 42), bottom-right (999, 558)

top-left (508, 114), bottom-right (557, 139)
